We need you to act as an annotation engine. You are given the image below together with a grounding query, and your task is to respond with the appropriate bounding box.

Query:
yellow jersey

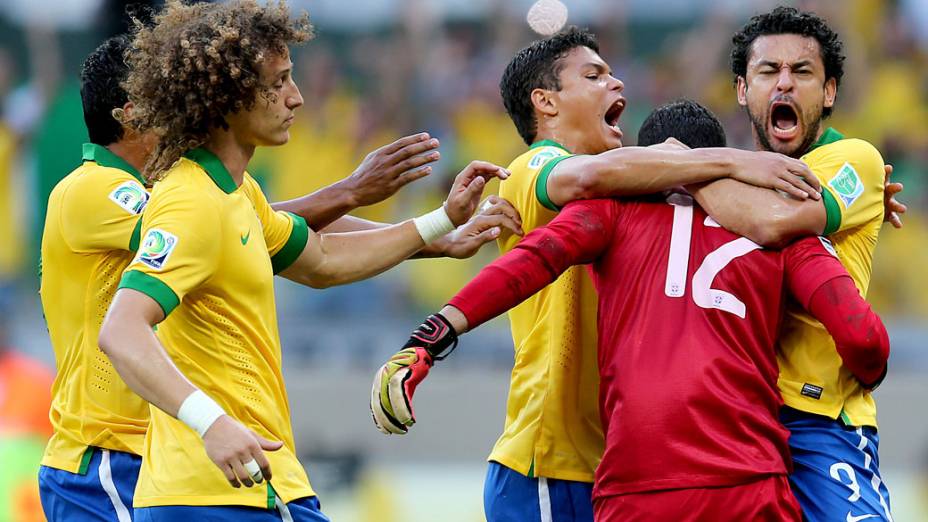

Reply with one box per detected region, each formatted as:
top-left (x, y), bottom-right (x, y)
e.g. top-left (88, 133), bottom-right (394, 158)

top-left (491, 140), bottom-right (602, 483)
top-left (777, 128), bottom-right (886, 427)
top-left (118, 148), bottom-right (312, 508)
top-left (40, 143), bottom-right (150, 473)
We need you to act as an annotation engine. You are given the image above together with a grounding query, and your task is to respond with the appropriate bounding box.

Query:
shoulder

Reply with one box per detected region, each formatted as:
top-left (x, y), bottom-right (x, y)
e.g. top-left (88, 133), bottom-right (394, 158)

top-left (508, 146), bottom-right (571, 175)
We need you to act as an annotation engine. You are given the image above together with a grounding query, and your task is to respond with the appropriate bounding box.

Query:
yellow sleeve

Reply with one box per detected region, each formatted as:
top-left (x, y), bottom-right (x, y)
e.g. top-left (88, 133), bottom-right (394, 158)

top-left (808, 139), bottom-right (885, 235)
top-left (242, 174), bottom-right (308, 273)
top-left (117, 183), bottom-right (221, 317)
top-left (60, 168), bottom-right (148, 253)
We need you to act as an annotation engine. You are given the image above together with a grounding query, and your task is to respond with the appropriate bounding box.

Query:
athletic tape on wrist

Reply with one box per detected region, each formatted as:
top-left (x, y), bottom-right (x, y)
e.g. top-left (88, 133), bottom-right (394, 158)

top-left (177, 390), bottom-right (226, 438)
top-left (413, 206), bottom-right (455, 244)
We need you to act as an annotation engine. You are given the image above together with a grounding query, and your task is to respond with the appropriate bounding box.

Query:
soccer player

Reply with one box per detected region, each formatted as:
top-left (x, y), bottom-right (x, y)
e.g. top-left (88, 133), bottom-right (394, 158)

top-left (683, 8), bottom-right (898, 520)
top-left (96, 2), bottom-right (508, 520)
top-left (371, 27), bottom-right (824, 522)
top-left (372, 99), bottom-right (890, 520)
top-left (39, 32), bottom-right (511, 522)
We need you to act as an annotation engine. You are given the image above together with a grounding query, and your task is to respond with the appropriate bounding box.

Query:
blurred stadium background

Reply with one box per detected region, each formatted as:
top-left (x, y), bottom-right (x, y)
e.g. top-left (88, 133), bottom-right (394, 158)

top-left (0, 0), bottom-right (925, 520)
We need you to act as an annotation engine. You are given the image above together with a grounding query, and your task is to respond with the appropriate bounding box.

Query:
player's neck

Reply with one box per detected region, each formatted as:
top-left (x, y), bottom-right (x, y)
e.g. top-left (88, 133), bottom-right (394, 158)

top-left (535, 127), bottom-right (595, 154)
top-left (106, 140), bottom-right (147, 176)
top-left (203, 130), bottom-right (255, 187)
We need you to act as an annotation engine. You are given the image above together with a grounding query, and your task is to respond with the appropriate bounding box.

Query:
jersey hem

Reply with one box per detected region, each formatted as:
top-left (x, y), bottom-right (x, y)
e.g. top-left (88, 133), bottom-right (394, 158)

top-left (488, 452), bottom-right (596, 483)
top-left (592, 470), bottom-right (787, 499)
top-left (780, 393), bottom-right (878, 428)
top-left (133, 486), bottom-right (316, 508)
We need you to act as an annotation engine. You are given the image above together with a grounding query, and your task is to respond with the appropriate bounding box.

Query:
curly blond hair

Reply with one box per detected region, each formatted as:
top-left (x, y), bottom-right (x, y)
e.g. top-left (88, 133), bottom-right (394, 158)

top-left (124, 0), bottom-right (312, 180)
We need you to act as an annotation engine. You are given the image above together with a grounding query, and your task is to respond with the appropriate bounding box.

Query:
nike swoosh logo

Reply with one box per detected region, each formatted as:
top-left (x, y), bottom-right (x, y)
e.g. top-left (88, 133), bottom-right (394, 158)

top-left (846, 513), bottom-right (879, 522)
top-left (241, 230), bottom-right (251, 245)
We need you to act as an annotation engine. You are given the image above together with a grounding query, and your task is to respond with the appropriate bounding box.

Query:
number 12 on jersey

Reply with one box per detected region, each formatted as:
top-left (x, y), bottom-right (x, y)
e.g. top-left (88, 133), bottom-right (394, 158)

top-left (663, 196), bottom-right (762, 319)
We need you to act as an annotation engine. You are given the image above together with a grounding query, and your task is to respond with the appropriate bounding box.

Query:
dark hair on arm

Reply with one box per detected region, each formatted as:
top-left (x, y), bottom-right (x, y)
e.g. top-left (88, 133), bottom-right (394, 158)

top-left (731, 6), bottom-right (845, 117)
top-left (124, 0), bottom-right (312, 181)
top-left (637, 99), bottom-right (727, 149)
top-left (80, 35), bottom-right (131, 146)
top-left (500, 26), bottom-right (599, 146)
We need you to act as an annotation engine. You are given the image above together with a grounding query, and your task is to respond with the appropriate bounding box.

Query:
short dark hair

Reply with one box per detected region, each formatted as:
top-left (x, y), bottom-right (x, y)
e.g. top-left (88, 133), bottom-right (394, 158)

top-left (80, 35), bottom-right (131, 146)
top-left (637, 99), bottom-right (726, 149)
top-left (731, 6), bottom-right (845, 117)
top-left (500, 26), bottom-right (599, 146)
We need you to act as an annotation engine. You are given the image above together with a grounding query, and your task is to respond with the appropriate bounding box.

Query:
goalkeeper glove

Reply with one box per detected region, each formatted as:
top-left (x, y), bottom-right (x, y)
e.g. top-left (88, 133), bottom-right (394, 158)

top-left (370, 313), bottom-right (457, 434)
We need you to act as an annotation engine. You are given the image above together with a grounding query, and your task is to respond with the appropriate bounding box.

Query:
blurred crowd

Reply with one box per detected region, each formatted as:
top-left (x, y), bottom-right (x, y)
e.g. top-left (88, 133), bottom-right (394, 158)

top-left (0, 0), bottom-right (925, 520)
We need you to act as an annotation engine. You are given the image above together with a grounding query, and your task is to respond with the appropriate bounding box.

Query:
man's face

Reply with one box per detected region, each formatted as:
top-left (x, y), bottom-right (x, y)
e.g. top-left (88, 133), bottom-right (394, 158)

top-left (737, 34), bottom-right (836, 157)
top-left (227, 49), bottom-right (303, 147)
top-left (546, 46), bottom-right (625, 154)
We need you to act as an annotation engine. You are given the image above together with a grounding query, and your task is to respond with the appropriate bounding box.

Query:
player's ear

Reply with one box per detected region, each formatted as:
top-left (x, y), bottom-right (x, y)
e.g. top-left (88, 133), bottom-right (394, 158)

top-left (736, 76), bottom-right (748, 107)
top-left (530, 88), bottom-right (558, 117)
top-left (823, 77), bottom-right (836, 109)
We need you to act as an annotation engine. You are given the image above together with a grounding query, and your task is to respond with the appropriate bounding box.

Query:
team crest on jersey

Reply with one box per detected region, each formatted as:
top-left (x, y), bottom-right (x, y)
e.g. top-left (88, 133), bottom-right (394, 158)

top-left (527, 147), bottom-right (566, 169)
top-left (137, 229), bottom-right (177, 270)
top-left (818, 236), bottom-right (839, 258)
top-left (109, 181), bottom-right (149, 215)
top-left (828, 162), bottom-right (864, 209)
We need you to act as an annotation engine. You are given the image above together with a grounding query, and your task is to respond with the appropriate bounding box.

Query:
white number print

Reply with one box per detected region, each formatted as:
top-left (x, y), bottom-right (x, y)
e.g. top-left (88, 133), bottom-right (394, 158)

top-left (664, 196), bottom-right (761, 319)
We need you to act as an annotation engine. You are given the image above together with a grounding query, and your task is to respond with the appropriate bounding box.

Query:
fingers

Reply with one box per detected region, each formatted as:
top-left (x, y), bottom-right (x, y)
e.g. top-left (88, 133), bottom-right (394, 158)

top-left (222, 464), bottom-right (241, 489)
top-left (370, 366), bottom-right (408, 435)
top-left (478, 197), bottom-right (523, 229)
top-left (243, 458), bottom-right (264, 484)
top-left (457, 161), bottom-right (510, 185)
top-left (230, 458), bottom-right (254, 488)
top-left (389, 149), bottom-right (441, 177)
top-left (883, 163), bottom-right (893, 181)
top-left (395, 165), bottom-right (433, 187)
top-left (887, 213), bottom-right (903, 229)
top-left (785, 159), bottom-right (820, 192)
top-left (381, 132), bottom-right (433, 155)
top-left (387, 367), bottom-right (414, 425)
top-left (472, 212), bottom-right (522, 237)
top-left (782, 172), bottom-right (820, 200)
top-left (775, 178), bottom-right (813, 200)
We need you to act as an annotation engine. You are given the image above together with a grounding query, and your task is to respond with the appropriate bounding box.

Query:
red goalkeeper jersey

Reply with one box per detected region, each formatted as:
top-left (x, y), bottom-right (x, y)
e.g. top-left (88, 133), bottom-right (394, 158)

top-left (449, 194), bottom-right (864, 499)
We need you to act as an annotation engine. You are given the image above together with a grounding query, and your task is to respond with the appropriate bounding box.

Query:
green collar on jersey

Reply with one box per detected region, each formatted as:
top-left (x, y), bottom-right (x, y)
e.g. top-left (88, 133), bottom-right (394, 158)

top-left (807, 127), bottom-right (844, 153)
top-left (529, 139), bottom-right (570, 153)
top-left (184, 147), bottom-right (239, 194)
top-left (82, 143), bottom-right (145, 184)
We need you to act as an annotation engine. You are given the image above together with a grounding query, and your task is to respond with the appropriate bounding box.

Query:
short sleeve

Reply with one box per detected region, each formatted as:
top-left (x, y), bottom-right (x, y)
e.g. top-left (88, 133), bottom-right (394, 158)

top-left (60, 169), bottom-right (148, 253)
top-left (118, 184), bottom-right (221, 318)
top-left (783, 236), bottom-right (853, 308)
top-left (241, 174), bottom-right (308, 273)
top-left (805, 140), bottom-right (885, 235)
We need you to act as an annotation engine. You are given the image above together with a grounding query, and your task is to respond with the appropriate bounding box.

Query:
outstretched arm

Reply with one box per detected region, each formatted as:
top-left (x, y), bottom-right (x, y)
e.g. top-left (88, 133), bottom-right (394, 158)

top-left (271, 133), bottom-right (440, 230)
top-left (545, 144), bottom-right (820, 208)
top-left (370, 199), bottom-right (617, 434)
top-left (280, 161), bottom-right (508, 288)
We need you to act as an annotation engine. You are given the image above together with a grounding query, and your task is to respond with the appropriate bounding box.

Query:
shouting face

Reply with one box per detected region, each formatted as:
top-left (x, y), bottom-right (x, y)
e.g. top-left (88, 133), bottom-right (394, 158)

top-left (737, 33), bottom-right (837, 157)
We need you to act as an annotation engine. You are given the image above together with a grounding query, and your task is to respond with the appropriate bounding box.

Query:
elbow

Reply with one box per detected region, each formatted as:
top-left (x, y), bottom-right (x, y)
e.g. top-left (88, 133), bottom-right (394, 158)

top-left (571, 171), bottom-right (601, 201)
top-left (744, 216), bottom-right (793, 248)
top-left (98, 319), bottom-right (120, 360)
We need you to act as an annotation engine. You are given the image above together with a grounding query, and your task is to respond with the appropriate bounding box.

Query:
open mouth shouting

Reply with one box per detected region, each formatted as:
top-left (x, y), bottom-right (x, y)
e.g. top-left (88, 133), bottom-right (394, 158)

top-left (604, 96), bottom-right (626, 140)
top-left (768, 100), bottom-right (800, 142)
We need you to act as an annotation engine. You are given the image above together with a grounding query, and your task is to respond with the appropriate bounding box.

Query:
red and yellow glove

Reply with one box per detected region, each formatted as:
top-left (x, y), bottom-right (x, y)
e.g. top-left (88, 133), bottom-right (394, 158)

top-left (370, 313), bottom-right (457, 434)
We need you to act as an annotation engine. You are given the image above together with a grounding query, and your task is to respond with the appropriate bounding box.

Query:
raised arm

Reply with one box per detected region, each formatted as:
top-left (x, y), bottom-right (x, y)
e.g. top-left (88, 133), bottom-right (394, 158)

top-left (544, 145), bottom-right (820, 208)
top-left (369, 199), bottom-right (617, 435)
top-left (785, 237), bottom-right (890, 388)
top-left (270, 132), bottom-right (440, 230)
top-left (279, 161), bottom-right (508, 288)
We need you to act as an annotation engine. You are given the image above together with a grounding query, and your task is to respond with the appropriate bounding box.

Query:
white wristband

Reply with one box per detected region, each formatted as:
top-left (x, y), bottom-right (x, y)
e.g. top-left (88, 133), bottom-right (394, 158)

top-left (413, 206), bottom-right (455, 244)
top-left (177, 390), bottom-right (226, 438)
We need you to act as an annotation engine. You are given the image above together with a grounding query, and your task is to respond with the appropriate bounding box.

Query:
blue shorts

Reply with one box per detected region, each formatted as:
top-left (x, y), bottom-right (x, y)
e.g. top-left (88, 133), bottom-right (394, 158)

top-left (39, 447), bottom-right (141, 522)
top-left (484, 461), bottom-right (593, 522)
top-left (782, 407), bottom-right (894, 522)
top-left (134, 496), bottom-right (328, 522)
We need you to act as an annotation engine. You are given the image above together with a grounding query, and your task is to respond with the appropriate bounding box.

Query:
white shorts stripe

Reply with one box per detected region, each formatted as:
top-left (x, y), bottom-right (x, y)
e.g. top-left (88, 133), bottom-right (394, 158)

top-left (97, 450), bottom-right (132, 522)
top-left (277, 496), bottom-right (294, 522)
top-left (538, 477), bottom-right (553, 522)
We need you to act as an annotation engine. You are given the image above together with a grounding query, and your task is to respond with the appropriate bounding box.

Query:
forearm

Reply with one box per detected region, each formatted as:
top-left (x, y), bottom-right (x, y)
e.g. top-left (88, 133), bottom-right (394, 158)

top-left (286, 221), bottom-right (426, 288)
top-left (550, 147), bottom-right (737, 206)
top-left (99, 313), bottom-right (196, 417)
top-left (271, 179), bottom-right (357, 231)
top-left (320, 215), bottom-right (446, 257)
top-left (807, 277), bottom-right (890, 388)
top-left (690, 179), bottom-right (822, 247)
